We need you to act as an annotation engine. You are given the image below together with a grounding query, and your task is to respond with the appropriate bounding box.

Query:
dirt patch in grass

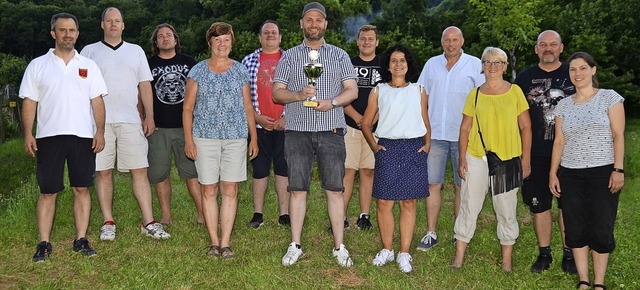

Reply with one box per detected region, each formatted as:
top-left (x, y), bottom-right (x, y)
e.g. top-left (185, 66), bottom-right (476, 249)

top-left (320, 268), bottom-right (365, 288)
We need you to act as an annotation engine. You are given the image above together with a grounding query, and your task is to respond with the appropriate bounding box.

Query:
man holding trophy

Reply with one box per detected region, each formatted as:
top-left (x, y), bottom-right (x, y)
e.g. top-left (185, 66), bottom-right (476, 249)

top-left (272, 2), bottom-right (358, 267)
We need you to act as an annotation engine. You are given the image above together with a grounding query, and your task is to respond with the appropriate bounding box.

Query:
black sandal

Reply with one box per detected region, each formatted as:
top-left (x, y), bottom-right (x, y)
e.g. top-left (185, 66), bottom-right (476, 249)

top-left (220, 247), bottom-right (234, 260)
top-left (593, 284), bottom-right (607, 290)
top-left (207, 245), bottom-right (221, 257)
top-left (576, 281), bottom-right (590, 289)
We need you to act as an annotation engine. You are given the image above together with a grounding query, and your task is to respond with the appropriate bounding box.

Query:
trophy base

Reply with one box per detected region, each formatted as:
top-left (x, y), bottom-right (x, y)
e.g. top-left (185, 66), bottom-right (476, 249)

top-left (303, 100), bottom-right (319, 108)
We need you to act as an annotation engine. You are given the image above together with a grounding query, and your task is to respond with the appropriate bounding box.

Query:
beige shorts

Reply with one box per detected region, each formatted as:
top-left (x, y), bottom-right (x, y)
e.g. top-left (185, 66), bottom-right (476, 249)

top-left (96, 123), bottom-right (149, 172)
top-left (193, 138), bottom-right (247, 184)
top-left (344, 126), bottom-right (375, 170)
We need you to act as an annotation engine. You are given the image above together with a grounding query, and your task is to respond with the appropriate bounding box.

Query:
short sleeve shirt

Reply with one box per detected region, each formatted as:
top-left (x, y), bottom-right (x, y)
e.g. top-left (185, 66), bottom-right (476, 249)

top-left (348, 55), bottom-right (381, 129)
top-left (514, 63), bottom-right (575, 157)
top-left (555, 89), bottom-right (623, 168)
top-left (80, 41), bottom-right (153, 124)
top-left (417, 53), bottom-right (485, 141)
top-left (463, 85), bottom-right (529, 160)
top-left (19, 49), bottom-right (107, 139)
top-left (148, 53), bottom-right (197, 128)
top-left (273, 41), bottom-right (357, 132)
top-left (187, 60), bottom-right (250, 139)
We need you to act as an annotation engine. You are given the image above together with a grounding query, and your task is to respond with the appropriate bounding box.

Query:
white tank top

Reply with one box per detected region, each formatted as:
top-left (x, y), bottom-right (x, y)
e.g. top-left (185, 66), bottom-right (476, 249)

top-left (375, 83), bottom-right (427, 139)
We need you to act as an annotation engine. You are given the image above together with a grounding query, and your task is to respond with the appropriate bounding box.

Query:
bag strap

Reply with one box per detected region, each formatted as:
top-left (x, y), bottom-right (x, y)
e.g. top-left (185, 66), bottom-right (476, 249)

top-left (474, 88), bottom-right (488, 151)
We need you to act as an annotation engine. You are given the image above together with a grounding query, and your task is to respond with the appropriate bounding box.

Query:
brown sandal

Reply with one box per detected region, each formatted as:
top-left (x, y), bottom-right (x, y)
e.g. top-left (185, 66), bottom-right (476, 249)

top-left (207, 245), bottom-right (221, 257)
top-left (220, 247), bottom-right (234, 260)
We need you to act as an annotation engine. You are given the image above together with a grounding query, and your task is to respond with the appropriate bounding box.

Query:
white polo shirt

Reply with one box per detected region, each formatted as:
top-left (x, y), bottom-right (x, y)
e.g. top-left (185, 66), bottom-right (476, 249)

top-left (417, 52), bottom-right (485, 141)
top-left (19, 49), bottom-right (107, 139)
top-left (80, 41), bottom-right (153, 124)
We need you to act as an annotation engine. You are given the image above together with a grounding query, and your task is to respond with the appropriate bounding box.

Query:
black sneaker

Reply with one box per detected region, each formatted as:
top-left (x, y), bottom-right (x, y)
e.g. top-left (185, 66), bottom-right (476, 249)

top-left (73, 237), bottom-right (96, 257)
top-left (278, 214), bottom-right (290, 226)
top-left (32, 241), bottom-right (52, 262)
top-left (248, 213), bottom-right (264, 228)
top-left (530, 253), bottom-right (552, 273)
top-left (562, 255), bottom-right (578, 274)
top-left (356, 214), bottom-right (372, 230)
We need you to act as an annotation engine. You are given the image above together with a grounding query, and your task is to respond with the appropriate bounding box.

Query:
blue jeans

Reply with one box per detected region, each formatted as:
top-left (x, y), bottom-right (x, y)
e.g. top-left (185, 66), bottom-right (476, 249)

top-left (427, 139), bottom-right (461, 185)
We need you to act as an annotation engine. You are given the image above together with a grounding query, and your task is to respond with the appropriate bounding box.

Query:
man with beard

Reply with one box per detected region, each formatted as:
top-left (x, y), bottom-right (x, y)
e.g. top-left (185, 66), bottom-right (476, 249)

top-left (146, 23), bottom-right (202, 226)
top-left (273, 2), bottom-right (358, 267)
top-left (81, 7), bottom-right (170, 241)
top-left (242, 20), bottom-right (290, 229)
top-left (20, 13), bottom-right (107, 261)
top-left (514, 30), bottom-right (577, 274)
top-left (416, 26), bottom-right (484, 250)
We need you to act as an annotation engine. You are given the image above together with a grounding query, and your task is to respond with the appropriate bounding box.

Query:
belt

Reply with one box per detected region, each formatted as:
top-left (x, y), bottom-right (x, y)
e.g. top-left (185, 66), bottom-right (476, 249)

top-left (331, 128), bottom-right (346, 136)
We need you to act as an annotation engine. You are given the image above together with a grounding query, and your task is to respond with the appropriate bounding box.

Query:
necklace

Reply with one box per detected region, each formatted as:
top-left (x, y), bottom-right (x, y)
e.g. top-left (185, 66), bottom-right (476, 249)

top-left (390, 81), bottom-right (407, 88)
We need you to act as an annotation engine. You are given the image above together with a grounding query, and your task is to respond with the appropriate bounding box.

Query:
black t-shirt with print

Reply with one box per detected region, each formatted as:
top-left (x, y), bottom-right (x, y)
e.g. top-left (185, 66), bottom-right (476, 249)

top-left (348, 55), bottom-right (381, 130)
top-left (514, 63), bottom-right (575, 157)
top-left (148, 53), bottom-right (197, 128)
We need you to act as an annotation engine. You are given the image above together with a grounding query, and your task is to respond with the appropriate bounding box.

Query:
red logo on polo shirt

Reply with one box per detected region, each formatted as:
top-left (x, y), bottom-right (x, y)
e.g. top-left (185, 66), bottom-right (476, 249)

top-left (79, 68), bottom-right (88, 79)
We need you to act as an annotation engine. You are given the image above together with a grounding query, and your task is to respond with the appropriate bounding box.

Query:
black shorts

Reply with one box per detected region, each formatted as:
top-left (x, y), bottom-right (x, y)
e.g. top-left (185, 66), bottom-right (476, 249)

top-left (559, 165), bottom-right (618, 253)
top-left (36, 135), bottom-right (96, 193)
top-left (521, 158), bottom-right (562, 213)
top-left (251, 128), bottom-right (287, 179)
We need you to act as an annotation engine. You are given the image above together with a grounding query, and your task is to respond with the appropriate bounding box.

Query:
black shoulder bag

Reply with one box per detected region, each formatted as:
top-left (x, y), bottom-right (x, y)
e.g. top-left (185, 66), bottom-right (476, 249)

top-left (474, 88), bottom-right (523, 195)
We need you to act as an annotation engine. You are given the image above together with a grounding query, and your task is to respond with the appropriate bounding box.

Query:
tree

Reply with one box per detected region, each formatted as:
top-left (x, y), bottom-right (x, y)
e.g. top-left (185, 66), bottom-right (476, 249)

top-left (469, 0), bottom-right (541, 81)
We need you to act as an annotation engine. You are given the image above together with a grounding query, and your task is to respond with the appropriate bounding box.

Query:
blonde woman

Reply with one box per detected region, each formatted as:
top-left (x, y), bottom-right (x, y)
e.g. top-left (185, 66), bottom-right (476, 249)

top-left (453, 47), bottom-right (531, 272)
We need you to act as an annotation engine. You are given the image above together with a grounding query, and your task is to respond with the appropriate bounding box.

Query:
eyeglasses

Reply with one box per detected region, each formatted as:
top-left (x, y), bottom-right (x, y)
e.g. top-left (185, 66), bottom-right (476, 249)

top-left (482, 60), bottom-right (506, 67)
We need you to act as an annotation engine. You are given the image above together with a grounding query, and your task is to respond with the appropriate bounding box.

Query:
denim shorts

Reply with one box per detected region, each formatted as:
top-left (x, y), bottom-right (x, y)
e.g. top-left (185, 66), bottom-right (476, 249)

top-left (427, 139), bottom-right (461, 185)
top-left (285, 131), bottom-right (345, 192)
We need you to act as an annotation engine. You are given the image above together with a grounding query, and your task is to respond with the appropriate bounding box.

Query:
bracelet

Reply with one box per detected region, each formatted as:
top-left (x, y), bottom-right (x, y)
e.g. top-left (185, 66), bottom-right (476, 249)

top-left (613, 168), bottom-right (624, 173)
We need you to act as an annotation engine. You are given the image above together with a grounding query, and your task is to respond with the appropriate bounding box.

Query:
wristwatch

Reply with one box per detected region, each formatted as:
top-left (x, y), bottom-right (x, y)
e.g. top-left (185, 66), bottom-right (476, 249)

top-left (331, 99), bottom-right (338, 107)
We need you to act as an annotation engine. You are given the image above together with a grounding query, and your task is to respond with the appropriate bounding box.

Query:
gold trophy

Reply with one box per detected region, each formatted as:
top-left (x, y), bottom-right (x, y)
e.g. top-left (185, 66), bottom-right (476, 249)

top-left (303, 49), bottom-right (323, 107)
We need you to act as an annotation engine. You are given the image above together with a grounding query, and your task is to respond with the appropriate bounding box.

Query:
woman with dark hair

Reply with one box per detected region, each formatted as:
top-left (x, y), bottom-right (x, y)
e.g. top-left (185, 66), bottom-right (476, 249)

top-left (453, 47), bottom-right (531, 272)
top-left (362, 44), bottom-right (431, 273)
top-left (550, 52), bottom-right (624, 290)
top-left (183, 22), bottom-right (258, 259)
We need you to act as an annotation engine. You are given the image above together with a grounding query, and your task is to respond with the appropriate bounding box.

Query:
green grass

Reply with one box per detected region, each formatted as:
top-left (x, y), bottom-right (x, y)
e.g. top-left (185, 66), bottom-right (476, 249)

top-left (1, 121), bottom-right (639, 289)
top-left (0, 139), bottom-right (36, 209)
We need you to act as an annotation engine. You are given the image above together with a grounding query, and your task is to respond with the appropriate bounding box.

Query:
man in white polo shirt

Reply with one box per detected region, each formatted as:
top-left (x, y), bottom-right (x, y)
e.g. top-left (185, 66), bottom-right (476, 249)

top-left (20, 13), bottom-right (107, 262)
top-left (81, 6), bottom-right (169, 240)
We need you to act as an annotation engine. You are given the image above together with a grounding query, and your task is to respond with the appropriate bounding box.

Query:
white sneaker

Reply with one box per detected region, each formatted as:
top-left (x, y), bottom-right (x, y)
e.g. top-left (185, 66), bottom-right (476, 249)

top-left (332, 244), bottom-right (353, 267)
top-left (140, 222), bottom-right (171, 239)
top-left (397, 252), bottom-right (413, 273)
top-left (282, 242), bottom-right (303, 266)
top-left (100, 223), bottom-right (116, 241)
top-left (372, 248), bottom-right (395, 266)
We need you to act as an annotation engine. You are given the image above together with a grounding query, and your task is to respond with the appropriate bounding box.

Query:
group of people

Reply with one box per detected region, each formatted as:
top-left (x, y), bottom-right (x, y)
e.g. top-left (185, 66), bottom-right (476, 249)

top-left (20, 2), bottom-right (624, 288)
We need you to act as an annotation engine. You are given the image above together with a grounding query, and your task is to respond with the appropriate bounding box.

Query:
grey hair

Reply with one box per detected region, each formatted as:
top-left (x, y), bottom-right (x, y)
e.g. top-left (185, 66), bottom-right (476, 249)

top-left (50, 13), bottom-right (78, 31)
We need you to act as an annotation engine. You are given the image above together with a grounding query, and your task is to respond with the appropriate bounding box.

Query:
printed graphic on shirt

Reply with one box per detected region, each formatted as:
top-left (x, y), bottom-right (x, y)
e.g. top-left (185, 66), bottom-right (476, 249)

top-left (257, 58), bottom-right (279, 89)
top-left (152, 64), bottom-right (191, 105)
top-left (523, 77), bottom-right (573, 140)
top-left (355, 66), bottom-right (381, 87)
